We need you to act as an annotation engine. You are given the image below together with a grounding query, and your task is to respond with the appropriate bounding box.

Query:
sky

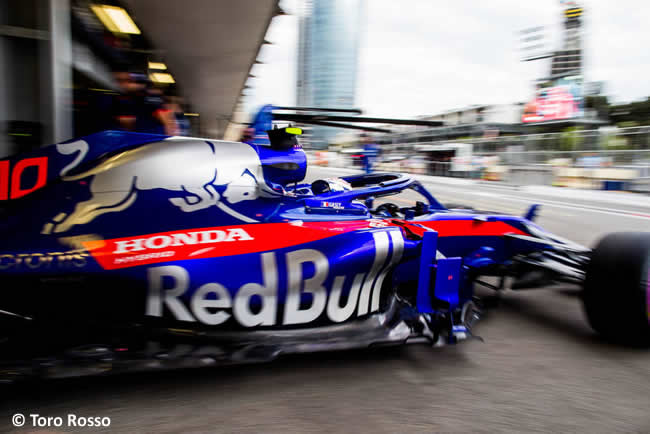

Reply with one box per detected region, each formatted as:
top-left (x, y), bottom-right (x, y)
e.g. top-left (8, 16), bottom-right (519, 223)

top-left (244, 0), bottom-right (650, 119)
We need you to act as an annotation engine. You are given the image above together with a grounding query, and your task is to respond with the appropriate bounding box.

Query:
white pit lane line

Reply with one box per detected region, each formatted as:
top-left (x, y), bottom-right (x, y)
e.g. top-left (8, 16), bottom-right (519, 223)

top-left (473, 191), bottom-right (499, 198)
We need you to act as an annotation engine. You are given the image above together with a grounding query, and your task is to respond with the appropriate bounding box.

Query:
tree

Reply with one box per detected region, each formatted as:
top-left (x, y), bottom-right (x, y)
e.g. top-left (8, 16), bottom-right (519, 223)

top-left (609, 97), bottom-right (650, 126)
top-left (559, 126), bottom-right (583, 151)
top-left (585, 95), bottom-right (610, 119)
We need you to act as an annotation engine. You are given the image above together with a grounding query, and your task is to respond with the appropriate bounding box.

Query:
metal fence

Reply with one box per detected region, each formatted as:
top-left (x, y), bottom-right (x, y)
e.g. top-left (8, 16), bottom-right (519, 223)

top-left (367, 126), bottom-right (650, 191)
top-left (421, 126), bottom-right (650, 166)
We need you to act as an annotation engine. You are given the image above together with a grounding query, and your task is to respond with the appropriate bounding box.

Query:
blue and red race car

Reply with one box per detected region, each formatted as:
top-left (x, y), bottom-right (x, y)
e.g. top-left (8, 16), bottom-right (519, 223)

top-left (0, 106), bottom-right (648, 382)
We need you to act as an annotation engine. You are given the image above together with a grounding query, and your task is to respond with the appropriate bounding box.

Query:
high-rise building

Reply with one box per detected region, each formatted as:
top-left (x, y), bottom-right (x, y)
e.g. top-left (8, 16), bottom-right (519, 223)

top-left (296, 0), bottom-right (363, 148)
top-left (550, 3), bottom-right (583, 78)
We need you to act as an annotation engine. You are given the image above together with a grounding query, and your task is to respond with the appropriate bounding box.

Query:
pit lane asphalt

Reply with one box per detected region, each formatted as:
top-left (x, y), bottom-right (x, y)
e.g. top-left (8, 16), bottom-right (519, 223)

top-left (3, 167), bottom-right (650, 433)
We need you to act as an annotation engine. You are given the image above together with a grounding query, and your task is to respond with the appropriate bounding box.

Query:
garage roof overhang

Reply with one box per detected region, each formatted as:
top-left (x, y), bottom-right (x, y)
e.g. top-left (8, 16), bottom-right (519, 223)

top-left (122, 0), bottom-right (280, 138)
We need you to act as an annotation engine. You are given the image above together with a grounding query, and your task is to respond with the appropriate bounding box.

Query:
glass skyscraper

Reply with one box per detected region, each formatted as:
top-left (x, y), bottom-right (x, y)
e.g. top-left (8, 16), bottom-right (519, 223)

top-left (296, 0), bottom-right (363, 148)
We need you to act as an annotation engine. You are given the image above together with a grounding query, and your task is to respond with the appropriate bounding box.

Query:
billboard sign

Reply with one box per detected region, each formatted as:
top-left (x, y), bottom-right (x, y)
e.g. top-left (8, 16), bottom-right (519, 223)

top-left (521, 76), bottom-right (584, 123)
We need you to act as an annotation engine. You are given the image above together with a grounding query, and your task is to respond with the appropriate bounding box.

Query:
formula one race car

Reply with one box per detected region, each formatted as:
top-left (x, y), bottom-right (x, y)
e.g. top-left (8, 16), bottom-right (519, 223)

top-left (1, 106), bottom-right (649, 382)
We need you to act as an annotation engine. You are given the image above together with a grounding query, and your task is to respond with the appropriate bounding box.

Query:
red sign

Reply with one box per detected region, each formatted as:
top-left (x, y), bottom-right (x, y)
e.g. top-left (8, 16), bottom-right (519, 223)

top-left (522, 82), bottom-right (582, 123)
top-left (0, 157), bottom-right (48, 200)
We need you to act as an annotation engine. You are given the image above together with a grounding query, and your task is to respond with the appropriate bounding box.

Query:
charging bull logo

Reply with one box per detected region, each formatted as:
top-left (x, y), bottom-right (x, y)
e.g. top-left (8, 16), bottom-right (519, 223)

top-left (42, 139), bottom-right (268, 234)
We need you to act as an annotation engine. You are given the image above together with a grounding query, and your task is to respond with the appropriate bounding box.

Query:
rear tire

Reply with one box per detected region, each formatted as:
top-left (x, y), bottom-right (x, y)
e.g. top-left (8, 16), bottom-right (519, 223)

top-left (583, 232), bottom-right (650, 344)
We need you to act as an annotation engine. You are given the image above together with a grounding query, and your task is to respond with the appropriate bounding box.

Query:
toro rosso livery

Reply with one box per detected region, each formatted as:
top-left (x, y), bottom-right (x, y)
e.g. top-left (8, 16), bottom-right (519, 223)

top-left (1, 107), bottom-right (649, 381)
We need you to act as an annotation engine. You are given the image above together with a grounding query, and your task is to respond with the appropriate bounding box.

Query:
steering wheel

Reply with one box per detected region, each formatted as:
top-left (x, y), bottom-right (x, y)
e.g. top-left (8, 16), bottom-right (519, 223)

top-left (375, 203), bottom-right (401, 217)
top-left (311, 179), bottom-right (331, 195)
